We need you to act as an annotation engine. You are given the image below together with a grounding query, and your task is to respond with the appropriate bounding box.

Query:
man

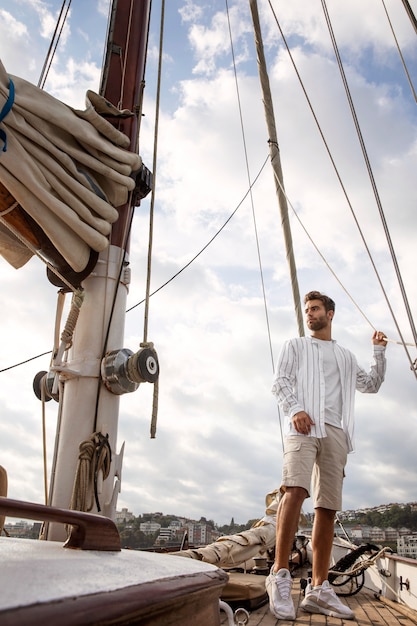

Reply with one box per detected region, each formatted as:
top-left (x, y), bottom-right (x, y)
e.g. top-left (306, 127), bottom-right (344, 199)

top-left (266, 290), bottom-right (387, 620)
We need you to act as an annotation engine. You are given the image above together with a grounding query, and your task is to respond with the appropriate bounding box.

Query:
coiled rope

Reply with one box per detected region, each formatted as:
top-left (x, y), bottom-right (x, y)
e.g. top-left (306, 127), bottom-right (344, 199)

top-left (70, 432), bottom-right (112, 513)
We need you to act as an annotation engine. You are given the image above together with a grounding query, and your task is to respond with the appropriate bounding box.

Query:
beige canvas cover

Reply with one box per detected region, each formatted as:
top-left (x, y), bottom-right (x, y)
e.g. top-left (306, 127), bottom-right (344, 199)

top-left (221, 572), bottom-right (267, 608)
top-left (0, 60), bottom-right (142, 272)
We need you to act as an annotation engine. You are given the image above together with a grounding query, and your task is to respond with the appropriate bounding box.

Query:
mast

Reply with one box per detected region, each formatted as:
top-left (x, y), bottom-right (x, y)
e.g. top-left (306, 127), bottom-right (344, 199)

top-left (248, 0), bottom-right (304, 337)
top-left (45, 0), bottom-right (152, 540)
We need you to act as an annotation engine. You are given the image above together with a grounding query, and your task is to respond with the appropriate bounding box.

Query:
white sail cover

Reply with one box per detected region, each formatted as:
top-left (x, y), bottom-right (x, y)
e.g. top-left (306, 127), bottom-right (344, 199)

top-left (0, 60), bottom-right (142, 272)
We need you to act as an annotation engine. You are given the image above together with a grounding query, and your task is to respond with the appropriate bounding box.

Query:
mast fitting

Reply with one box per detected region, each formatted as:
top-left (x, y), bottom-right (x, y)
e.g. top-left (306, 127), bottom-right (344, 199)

top-left (101, 344), bottom-right (159, 395)
top-left (133, 162), bottom-right (153, 205)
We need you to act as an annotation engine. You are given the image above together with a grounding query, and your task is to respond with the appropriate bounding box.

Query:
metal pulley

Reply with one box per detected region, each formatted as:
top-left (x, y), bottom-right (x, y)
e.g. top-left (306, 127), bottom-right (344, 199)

top-left (33, 370), bottom-right (59, 402)
top-left (101, 345), bottom-right (159, 395)
top-left (126, 346), bottom-right (159, 383)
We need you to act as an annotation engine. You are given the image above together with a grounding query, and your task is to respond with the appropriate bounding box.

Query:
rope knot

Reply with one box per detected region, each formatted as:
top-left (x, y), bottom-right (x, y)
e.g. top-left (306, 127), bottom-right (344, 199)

top-left (70, 431), bottom-right (112, 513)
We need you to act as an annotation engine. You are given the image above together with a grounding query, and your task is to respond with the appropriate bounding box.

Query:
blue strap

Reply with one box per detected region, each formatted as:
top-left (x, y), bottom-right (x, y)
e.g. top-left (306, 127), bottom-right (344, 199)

top-left (0, 77), bottom-right (15, 153)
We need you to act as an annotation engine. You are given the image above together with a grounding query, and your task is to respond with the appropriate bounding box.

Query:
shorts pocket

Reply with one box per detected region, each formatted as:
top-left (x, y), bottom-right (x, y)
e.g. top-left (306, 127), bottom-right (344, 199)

top-left (284, 439), bottom-right (302, 454)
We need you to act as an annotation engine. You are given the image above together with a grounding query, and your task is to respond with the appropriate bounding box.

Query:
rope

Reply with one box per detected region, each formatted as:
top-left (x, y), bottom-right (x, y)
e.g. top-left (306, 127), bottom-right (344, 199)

top-left (381, 0), bottom-right (417, 103)
top-left (117, 0), bottom-right (135, 110)
top-left (59, 289), bottom-right (84, 349)
top-left (38, 0), bottom-right (72, 89)
top-left (46, 377), bottom-right (64, 507)
top-left (150, 378), bottom-right (159, 439)
top-left (54, 290), bottom-right (67, 359)
top-left (270, 169), bottom-right (415, 350)
top-left (0, 201), bottom-right (18, 217)
top-left (126, 155), bottom-right (270, 312)
top-left (249, 0), bottom-right (304, 341)
top-left (52, 288), bottom-right (85, 398)
top-left (0, 207), bottom-right (79, 293)
top-left (266, 0), bottom-right (417, 376)
top-left (400, 0), bottom-right (417, 35)
top-left (41, 379), bottom-right (49, 505)
top-left (70, 431), bottom-right (112, 513)
top-left (328, 546), bottom-right (391, 578)
top-left (138, 0), bottom-right (166, 438)
top-left (143, 0), bottom-right (164, 345)
top-left (228, 0), bottom-right (287, 363)
top-left (321, 0), bottom-right (417, 373)
top-left (329, 544), bottom-right (417, 610)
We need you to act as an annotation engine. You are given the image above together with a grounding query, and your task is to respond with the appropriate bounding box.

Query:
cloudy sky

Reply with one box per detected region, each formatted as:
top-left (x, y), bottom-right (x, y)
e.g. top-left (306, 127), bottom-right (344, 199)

top-left (0, 0), bottom-right (416, 527)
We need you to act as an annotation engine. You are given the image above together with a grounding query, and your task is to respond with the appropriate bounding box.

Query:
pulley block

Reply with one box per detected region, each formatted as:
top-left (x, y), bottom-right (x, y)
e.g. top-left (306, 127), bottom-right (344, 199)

top-left (101, 346), bottom-right (160, 395)
top-left (128, 347), bottom-right (159, 383)
top-left (33, 370), bottom-right (59, 402)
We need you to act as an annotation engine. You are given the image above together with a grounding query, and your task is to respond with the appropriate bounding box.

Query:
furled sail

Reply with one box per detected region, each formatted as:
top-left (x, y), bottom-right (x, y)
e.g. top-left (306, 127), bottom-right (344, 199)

top-left (0, 60), bottom-right (142, 273)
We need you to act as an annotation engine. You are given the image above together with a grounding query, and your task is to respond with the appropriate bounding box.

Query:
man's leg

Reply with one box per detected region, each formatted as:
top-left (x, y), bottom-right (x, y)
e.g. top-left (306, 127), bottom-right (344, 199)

top-left (311, 506), bottom-right (336, 585)
top-left (266, 487), bottom-right (306, 619)
top-left (274, 486), bottom-right (307, 571)
top-left (266, 436), bottom-right (316, 619)
top-left (300, 429), bottom-right (354, 619)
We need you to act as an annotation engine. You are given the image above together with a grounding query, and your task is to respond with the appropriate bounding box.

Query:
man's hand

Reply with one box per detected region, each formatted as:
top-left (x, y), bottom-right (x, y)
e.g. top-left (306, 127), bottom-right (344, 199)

top-left (372, 331), bottom-right (387, 346)
top-left (292, 411), bottom-right (315, 435)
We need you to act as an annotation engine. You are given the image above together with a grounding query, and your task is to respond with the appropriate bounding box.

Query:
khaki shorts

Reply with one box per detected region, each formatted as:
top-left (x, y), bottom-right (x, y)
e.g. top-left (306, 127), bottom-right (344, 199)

top-left (281, 424), bottom-right (348, 510)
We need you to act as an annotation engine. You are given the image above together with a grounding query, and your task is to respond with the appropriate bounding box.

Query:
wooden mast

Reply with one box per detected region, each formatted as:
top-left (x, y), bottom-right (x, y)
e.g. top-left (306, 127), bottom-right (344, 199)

top-left (45, 0), bottom-right (152, 540)
top-left (248, 0), bottom-right (304, 337)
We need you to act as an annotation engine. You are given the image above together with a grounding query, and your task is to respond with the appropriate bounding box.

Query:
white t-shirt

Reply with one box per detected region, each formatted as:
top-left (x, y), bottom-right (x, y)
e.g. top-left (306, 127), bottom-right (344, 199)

top-left (315, 339), bottom-right (342, 428)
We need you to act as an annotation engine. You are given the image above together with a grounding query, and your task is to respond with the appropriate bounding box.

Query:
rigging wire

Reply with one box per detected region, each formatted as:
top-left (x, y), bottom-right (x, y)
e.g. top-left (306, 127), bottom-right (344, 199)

top-left (0, 207), bottom-right (79, 294)
top-left (38, 0), bottom-right (72, 89)
top-left (400, 0), bottom-right (417, 35)
top-left (225, 0), bottom-right (277, 372)
top-left (3, 4), bottom-right (415, 376)
top-left (270, 168), bottom-right (415, 349)
top-left (321, 0), bottom-right (417, 373)
top-left (226, 0), bottom-right (285, 448)
top-left (266, 0), bottom-right (417, 376)
top-left (126, 154), bottom-right (271, 312)
top-left (143, 0), bottom-right (165, 344)
top-left (0, 155), bottom-right (271, 370)
top-left (249, 0), bottom-right (304, 341)
top-left (381, 0), bottom-right (417, 103)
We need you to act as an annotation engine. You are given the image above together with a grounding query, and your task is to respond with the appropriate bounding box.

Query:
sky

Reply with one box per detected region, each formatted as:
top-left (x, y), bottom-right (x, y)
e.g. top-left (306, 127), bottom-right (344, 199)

top-left (0, 0), bottom-right (416, 527)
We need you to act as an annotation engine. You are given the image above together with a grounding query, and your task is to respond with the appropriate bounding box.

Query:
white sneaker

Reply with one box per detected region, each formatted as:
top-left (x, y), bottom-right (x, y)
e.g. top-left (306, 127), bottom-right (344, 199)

top-left (265, 567), bottom-right (295, 620)
top-left (301, 579), bottom-right (354, 619)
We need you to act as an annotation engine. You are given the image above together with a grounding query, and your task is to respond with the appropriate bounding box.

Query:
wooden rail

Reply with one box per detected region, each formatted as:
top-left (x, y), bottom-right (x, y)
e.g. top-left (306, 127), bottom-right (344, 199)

top-left (0, 496), bottom-right (121, 551)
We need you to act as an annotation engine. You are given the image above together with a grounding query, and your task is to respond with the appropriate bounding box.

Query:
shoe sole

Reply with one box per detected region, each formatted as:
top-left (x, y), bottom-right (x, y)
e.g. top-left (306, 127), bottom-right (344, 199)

top-left (301, 601), bottom-right (354, 620)
top-left (270, 605), bottom-right (296, 620)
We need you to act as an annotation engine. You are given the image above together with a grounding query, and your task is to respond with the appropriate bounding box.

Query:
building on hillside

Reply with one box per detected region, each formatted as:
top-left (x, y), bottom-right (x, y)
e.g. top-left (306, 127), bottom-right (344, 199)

top-left (156, 527), bottom-right (174, 544)
top-left (186, 521), bottom-right (220, 546)
top-left (350, 525), bottom-right (364, 541)
top-left (384, 527), bottom-right (399, 542)
top-left (369, 526), bottom-right (386, 542)
top-left (140, 521), bottom-right (161, 535)
top-left (154, 520), bottom-right (190, 547)
top-left (3, 520), bottom-right (33, 537)
top-left (115, 508), bottom-right (135, 524)
top-left (397, 534), bottom-right (417, 559)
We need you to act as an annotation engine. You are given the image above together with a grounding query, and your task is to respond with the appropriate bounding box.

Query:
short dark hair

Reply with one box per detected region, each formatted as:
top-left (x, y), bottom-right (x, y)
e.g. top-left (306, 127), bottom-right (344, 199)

top-left (304, 290), bottom-right (335, 313)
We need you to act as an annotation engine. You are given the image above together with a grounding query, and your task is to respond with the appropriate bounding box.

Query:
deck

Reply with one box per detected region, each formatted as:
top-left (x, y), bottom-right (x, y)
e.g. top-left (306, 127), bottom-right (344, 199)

top-left (220, 575), bottom-right (417, 626)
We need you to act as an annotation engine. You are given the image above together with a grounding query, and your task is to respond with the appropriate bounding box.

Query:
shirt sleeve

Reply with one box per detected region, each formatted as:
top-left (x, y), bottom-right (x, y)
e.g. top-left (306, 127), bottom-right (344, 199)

top-left (271, 340), bottom-right (304, 418)
top-left (356, 345), bottom-right (386, 393)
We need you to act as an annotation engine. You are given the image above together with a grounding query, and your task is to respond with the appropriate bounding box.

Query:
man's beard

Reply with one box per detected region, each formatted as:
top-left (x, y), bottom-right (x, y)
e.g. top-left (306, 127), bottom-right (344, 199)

top-left (307, 317), bottom-right (328, 331)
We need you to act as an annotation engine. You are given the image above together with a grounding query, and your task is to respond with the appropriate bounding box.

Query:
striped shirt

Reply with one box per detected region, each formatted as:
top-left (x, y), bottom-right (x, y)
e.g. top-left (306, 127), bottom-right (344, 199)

top-left (271, 336), bottom-right (386, 452)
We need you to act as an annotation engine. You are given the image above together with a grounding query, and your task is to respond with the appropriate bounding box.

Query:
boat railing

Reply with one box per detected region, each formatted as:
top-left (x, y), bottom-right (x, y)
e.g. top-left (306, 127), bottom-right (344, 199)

top-left (0, 496), bottom-right (121, 551)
